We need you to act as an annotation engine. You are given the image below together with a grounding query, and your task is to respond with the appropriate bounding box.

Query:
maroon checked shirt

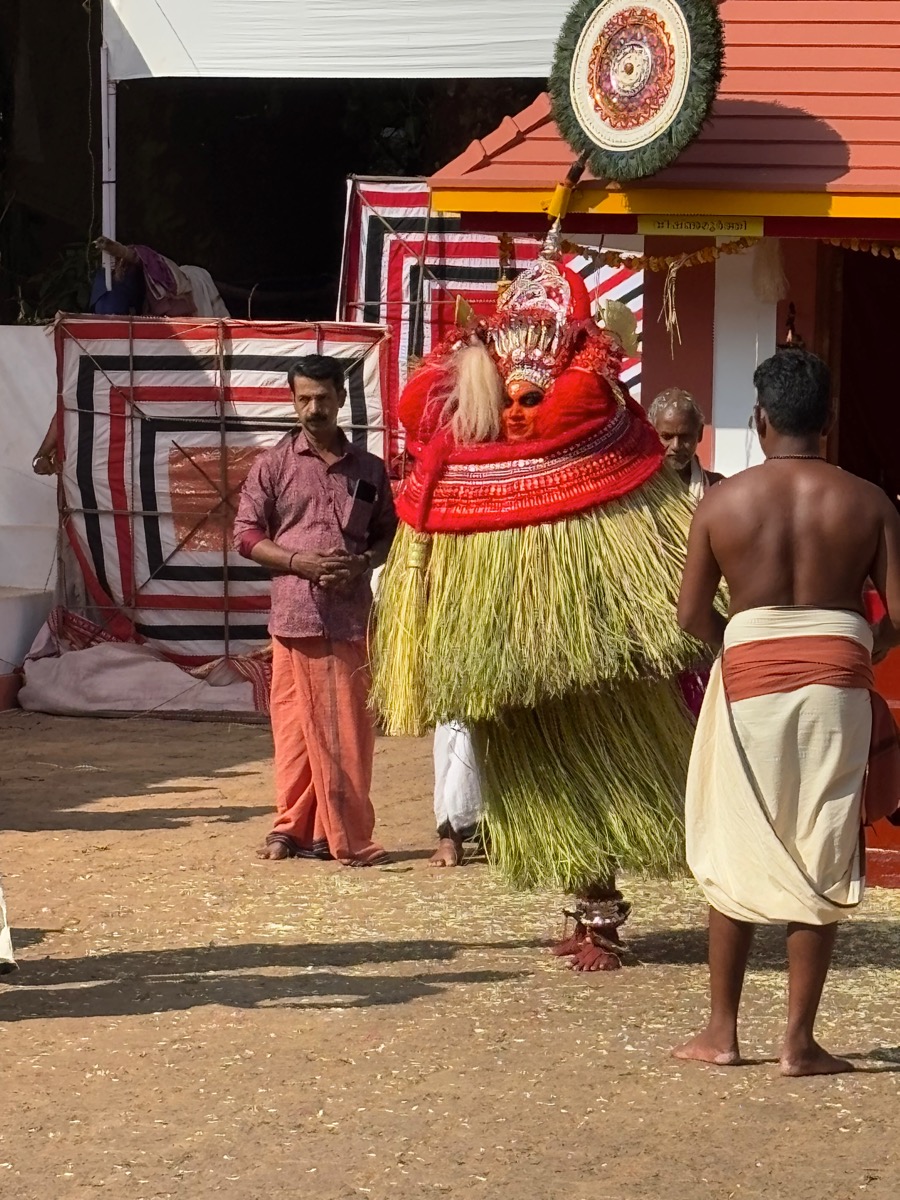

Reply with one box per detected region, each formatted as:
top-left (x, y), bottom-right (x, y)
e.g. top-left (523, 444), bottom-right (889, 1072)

top-left (233, 431), bottom-right (397, 641)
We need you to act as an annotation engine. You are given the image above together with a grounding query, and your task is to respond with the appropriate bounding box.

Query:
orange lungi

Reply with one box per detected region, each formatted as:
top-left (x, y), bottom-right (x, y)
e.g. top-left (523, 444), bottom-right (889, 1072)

top-left (269, 636), bottom-right (385, 865)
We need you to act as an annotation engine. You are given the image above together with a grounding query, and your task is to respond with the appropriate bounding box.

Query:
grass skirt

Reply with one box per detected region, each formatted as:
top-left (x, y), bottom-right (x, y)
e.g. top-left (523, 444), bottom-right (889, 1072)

top-left (472, 681), bottom-right (692, 893)
top-left (372, 468), bottom-right (703, 735)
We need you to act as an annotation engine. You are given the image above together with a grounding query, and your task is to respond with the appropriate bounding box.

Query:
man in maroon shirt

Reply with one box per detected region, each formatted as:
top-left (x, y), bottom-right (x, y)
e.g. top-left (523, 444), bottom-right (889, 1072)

top-left (234, 356), bottom-right (397, 865)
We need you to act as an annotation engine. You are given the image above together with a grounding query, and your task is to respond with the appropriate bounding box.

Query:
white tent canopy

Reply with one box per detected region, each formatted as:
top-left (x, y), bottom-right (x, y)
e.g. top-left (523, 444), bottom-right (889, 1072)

top-left (104, 0), bottom-right (571, 80)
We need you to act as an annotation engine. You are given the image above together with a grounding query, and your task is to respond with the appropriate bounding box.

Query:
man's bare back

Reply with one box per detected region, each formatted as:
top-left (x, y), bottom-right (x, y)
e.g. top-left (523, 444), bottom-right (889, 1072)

top-left (684, 458), bottom-right (900, 628)
top-left (674, 347), bottom-right (900, 1079)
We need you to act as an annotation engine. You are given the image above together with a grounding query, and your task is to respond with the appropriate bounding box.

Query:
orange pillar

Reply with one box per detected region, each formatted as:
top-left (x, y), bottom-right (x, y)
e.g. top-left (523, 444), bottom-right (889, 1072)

top-left (871, 652), bottom-right (900, 885)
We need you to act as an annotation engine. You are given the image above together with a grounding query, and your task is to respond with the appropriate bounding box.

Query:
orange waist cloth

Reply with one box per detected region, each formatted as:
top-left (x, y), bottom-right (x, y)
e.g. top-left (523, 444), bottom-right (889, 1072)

top-left (722, 634), bottom-right (900, 826)
top-left (723, 635), bottom-right (873, 701)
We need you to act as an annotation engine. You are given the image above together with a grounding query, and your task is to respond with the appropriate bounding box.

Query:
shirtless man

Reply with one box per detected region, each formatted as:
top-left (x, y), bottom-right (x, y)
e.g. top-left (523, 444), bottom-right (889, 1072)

top-left (674, 347), bottom-right (900, 1076)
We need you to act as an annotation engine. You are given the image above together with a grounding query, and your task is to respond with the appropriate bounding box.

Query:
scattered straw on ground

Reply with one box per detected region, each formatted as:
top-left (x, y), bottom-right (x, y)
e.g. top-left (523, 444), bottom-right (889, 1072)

top-left (1, 711), bottom-right (899, 1200)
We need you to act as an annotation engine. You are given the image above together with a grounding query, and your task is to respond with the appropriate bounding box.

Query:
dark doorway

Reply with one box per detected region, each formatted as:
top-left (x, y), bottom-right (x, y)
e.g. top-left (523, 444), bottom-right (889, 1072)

top-left (836, 248), bottom-right (900, 507)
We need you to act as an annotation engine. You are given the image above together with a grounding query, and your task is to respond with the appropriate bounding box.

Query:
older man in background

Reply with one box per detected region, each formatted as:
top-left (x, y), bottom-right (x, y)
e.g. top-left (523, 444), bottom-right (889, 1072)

top-left (649, 387), bottom-right (725, 716)
top-left (234, 355), bottom-right (397, 866)
top-left (649, 387), bottom-right (723, 499)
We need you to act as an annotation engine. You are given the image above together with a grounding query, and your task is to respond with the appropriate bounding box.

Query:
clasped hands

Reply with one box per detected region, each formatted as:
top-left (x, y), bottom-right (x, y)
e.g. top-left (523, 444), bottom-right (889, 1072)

top-left (289, 548), bottom-right (369, 590)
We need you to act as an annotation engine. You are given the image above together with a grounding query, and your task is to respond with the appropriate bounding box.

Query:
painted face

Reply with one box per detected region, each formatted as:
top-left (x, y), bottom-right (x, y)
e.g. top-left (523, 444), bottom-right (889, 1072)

top-left (501, 384), bottom-right (543, 442)
top-left (653, 406), bottom-right (702, 472)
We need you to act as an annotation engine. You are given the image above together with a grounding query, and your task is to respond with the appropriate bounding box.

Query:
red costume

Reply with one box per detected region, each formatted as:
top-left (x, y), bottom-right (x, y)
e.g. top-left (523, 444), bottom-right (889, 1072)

top-left (374, 232), bottom-right (703, 969)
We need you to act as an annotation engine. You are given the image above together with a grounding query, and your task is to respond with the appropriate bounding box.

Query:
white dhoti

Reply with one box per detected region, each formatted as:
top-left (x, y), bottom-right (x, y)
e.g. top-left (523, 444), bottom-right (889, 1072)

top-left (687, 607), bottom-right (872, 925)
top-left (0, 880), bottom-right (16, 974)
top-left (434, 722), bottom-right (483, 837)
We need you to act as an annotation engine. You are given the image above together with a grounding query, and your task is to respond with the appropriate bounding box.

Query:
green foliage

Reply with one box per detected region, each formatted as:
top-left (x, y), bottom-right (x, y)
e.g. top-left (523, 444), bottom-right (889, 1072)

top-left (13, 240), bottom-right (97, 323)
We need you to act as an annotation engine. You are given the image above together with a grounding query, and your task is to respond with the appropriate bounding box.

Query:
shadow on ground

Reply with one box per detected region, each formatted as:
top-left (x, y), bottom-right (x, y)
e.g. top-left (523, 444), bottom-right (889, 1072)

top-left (629, 919), bottom-right (900, 970)
top-left (0, 714), bottom-right (274, 833)
top-left (6, 802), bottom-right (272, 833)
top-left (0, 937), bottom-right (537, 1022)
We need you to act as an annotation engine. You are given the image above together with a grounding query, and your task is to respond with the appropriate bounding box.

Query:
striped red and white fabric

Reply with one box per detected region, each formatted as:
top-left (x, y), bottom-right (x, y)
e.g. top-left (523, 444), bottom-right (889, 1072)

top-left (338, 177), bottom-right (643, 466)
top-left (57, 316), bottom-right (390, 666)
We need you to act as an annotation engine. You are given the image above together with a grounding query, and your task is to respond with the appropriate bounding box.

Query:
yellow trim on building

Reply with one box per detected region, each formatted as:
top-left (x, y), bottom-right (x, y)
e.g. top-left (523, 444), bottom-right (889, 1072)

top-left (637, 216), bottom-right (765, 237)
top-left (430, 187), bottom-right (900, 221)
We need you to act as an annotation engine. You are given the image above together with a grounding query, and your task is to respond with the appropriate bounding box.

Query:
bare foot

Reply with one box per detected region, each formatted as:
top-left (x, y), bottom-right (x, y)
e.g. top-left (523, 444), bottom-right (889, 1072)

top-left (671, 1029), bottom-right (742, 1066)
top-left (342, 851), bottom-right (394, 867)
top-left (568, 941), bottom-right (622, 972)
top-left (256, 840), bottom-right (292, 861)
top-left (780, 1042), bottom-right (855, 1077)
top-left (429, 837), bottom-right (463, 867)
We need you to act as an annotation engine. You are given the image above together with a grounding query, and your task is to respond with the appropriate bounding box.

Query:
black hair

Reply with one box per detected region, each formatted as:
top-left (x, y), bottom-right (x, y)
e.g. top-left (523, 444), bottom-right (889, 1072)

top-left (752, 348), bottom-right (831, 436)
top-left (287, 356), bottom-right (345, 393)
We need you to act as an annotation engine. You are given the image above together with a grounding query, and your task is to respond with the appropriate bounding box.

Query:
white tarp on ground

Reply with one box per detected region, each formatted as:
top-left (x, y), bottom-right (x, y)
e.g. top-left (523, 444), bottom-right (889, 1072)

top-left (0, 326), bottom-right (58, 592)
top-left (104, 0), bottom-right (571, 80)
top-left (0, 326), bottom-right (58, 672)
top-left (20, 637), bottom-right (256, 716)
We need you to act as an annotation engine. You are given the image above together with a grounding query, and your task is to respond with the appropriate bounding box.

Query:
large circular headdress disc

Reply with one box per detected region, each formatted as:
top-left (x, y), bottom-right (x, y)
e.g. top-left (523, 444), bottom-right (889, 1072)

top-left (550, 0), bottom-right (724, 183)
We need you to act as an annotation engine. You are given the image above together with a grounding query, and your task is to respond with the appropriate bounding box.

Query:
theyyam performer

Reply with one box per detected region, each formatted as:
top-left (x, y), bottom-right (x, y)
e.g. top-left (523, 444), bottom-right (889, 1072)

top-left (373, 0), bottom-right (726, 965)
top-left (372, 224), bottom-right (708, 968)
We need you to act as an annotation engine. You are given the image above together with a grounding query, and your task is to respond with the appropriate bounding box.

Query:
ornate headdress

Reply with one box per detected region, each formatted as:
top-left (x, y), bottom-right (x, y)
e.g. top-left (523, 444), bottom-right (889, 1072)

top-left (598, 299), bottom-right (640, 358)
top-left (488, 227), bottom-right (594, 399)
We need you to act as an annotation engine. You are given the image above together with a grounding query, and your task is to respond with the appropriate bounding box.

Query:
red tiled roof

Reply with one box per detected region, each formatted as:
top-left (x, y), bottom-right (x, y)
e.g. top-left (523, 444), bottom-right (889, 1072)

top-left (431, 0), bottom-right (900, 196)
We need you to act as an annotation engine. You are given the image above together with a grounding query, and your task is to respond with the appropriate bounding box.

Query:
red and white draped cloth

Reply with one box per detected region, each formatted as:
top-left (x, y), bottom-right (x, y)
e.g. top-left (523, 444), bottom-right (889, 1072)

top-left (338, 178), bottom-right (643, 470)
top-left (49, 316), bottom-right (390, 712)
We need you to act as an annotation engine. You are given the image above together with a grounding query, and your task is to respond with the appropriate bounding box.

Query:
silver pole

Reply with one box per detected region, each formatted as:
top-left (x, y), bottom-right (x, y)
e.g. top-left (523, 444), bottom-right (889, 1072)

top-left (100, 40), bottom-right (117, 290)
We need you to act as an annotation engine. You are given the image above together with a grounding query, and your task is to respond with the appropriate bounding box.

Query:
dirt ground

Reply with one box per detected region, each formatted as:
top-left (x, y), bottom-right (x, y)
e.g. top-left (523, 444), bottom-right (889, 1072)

top-left (1, 711), bottom-right (899, 1200)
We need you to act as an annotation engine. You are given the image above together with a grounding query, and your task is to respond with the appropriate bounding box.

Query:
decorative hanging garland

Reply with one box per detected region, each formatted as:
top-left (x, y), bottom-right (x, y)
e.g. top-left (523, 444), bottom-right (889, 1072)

top-left (823, 237), bottom-right (900, 259)
top-left (558, 234), bottom-right (758, 273)
top-left (479, 230), bottom-right (900, 360)
top-left (553, 235), bottom-right (900, 274)
top-left (552, 235), bottom-right (758, 352)
top-left (550, 0), bottom-right (724, 183)
top-left (486, 233), bottom-right (900, 355)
